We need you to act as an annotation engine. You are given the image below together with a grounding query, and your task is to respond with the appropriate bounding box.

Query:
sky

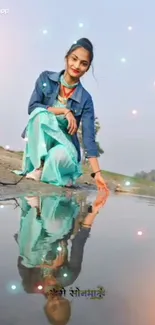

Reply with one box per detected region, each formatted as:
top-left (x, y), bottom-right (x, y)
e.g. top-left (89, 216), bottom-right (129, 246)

top-left (0, 0), bottom-right (155, 175)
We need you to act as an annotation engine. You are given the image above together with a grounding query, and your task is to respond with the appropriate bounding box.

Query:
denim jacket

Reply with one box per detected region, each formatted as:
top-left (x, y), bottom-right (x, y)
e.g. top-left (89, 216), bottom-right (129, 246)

top-left (22, 70), bottom-right (99, 162)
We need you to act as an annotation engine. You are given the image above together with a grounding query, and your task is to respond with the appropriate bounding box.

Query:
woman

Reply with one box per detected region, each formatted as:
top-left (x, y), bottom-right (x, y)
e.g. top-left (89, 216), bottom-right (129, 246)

top-left (16, 194), bottom-right (81, 269)
top-left (16, 192), bottom-right (107, 324)
top-left (17, 38), bottom-right (108, 191)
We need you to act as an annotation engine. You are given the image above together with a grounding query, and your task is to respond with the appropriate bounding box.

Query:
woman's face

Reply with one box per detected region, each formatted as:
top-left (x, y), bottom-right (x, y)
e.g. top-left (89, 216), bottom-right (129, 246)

top-left (66, 47), bottom-right (91, 79)
top-left (45, 296), bottom-right (71, 324)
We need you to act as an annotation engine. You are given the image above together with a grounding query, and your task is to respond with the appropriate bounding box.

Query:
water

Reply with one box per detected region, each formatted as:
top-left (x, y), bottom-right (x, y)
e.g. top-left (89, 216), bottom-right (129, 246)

top-left (0, 192), bottom-right (155, 325)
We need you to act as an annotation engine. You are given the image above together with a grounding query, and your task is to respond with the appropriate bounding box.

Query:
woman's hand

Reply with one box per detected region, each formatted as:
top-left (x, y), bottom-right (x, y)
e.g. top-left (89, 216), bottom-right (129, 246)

top-left (94, 173), bottom-right (109, 193)
top-left (65, 110), bottom-right (77, 135)
top-left (93, 192), bottom-right (108, 212)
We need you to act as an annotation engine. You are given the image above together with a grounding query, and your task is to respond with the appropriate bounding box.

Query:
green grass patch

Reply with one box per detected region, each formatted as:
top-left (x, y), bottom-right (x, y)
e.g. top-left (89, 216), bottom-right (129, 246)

top-left (83, 164), bottom-right (155, 187)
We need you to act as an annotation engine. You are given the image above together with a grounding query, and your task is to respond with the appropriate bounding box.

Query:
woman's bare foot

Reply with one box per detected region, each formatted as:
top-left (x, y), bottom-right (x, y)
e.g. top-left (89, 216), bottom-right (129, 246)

top-left (64, 179), bottom-right (73, 188)
top-left (26, 169), bottom-right (42, 181)
top-left (25, 196), bottom-right (39, 208)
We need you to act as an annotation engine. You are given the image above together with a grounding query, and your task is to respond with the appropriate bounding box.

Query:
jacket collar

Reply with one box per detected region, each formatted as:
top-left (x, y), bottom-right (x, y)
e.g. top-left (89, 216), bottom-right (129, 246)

top-left (47, 70), bottom-right (83, 103)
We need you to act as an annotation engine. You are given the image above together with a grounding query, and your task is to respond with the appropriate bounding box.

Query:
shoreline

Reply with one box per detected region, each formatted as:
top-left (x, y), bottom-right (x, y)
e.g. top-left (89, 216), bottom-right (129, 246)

top-left (0, 146), bottom-right (155, 199)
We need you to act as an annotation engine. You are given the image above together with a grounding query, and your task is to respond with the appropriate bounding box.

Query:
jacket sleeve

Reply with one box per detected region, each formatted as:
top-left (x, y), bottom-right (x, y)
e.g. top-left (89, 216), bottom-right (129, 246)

top-left (81, 95), bottom-right (99, 158)
top-left (69, 227), bottom-right (90, 270)
top-left (28, 71), bottom-right (49, 114)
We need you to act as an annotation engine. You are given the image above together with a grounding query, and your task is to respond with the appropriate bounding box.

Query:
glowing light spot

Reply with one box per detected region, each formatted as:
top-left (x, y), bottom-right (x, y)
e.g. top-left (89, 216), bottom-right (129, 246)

top-left (63, 273), bottom-right (67, 277)
top-left (128, 26), bottom-right (133, 31)
top-left (43, 83), bottom-right (47, 87)
top-left (11, 285), bottom-right (16, 290)
top-left (121, 57), bottom-right (126, 63)
top-left (38, 285), bottom-right (43, 290)
top-left (0, 205), bottom-right (4, 208)
top-left (5, 145), bottom-right (10, 150)
top-left (79, 23), bottom-right (83, 28)
top-left (132, 110), bottom-right (137, 115)
top-left (125, 181), bottom-right (130, 186)
top-left (137, 231), bottom-right (143, 236)
top-left (57, 246), bottom-right (62, 251)
top-left (42, 143), bottom-right (46, 148)
top-left (73, 40), bottom-right (77, 44)
top-left (24, 137), bottom-right (28, 142)
top-left (43, 29), bottom-right (48, 34)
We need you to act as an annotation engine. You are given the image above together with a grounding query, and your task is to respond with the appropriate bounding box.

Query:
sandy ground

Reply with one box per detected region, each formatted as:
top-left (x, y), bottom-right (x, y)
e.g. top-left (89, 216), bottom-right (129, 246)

top-left (1, 147), bottom-right (154, 200)
top-left (0, 147), bottom-right (99, 199)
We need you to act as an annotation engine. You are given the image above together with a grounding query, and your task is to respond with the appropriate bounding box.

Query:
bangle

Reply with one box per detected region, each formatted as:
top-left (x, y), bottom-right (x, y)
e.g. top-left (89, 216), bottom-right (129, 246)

top-left (88, 205), bottom-right (93, 213)
top-left (65, 110), bottom-right (70, 117)
top-left (81, 223), bottom-right (92, 228)
top-left (91, 170), bottom-right (101, 178)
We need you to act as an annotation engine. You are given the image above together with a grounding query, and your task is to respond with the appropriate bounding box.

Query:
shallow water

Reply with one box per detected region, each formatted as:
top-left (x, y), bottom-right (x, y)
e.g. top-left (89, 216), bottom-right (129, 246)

top-left (0, 193), bottom-right (155, 325)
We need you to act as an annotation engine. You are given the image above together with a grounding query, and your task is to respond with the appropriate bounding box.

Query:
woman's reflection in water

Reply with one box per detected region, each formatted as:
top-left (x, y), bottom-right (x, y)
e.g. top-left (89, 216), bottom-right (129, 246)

top-left (15, 192), bottom-right (108, 324)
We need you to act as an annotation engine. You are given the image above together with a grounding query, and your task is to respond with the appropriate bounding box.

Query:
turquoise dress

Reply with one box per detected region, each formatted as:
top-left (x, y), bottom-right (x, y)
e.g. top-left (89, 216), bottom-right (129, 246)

top-left (17, 195), bottom-right (80, 268)
top-left (14, 76), bottom-right (82, 186)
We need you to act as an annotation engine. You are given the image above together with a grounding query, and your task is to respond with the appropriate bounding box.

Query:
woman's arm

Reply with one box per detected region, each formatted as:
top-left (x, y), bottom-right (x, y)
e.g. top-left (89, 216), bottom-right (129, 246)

top-left (81, 96), bottom-right (100, 173)
top-left (48, 108), bottom-right (77, 135)
top-left (82, 96), bottom-right (108, 191)
top-left (28, 72), bottom-right (48, 114)
top-left (88, 157), bottom-right (101, 175)
top-left (28, 71), bottom-right (69, 116)
top-left (82, 192), bottom-right (108, 227)
top-left (47, 107), bottom-right (68, 115)
top-left (28, 72), bottom-right (77, 133)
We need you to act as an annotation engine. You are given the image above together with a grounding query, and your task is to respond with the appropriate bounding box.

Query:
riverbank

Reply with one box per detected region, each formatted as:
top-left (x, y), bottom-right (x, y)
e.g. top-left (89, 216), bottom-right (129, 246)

top-left (0, 146), bottom-right (155, 198)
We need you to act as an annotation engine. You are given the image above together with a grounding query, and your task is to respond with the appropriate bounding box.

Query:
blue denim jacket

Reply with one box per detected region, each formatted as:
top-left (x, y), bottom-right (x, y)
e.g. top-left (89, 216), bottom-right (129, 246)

top-left (22, 70), bottom-right (99, 162)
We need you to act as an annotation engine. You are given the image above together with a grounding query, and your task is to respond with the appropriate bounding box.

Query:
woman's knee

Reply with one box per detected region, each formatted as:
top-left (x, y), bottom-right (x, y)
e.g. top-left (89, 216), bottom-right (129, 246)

top-left (31, 111), bottom-right (47, 129)
top-left (33, 112), bottom-right (45, 122)
top-left (49, 146), bottom-right (68, 163)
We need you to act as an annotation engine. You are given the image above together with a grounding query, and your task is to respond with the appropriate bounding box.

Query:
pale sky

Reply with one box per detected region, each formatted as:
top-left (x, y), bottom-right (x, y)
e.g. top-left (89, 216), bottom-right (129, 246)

top-left (0, 0), bottom-right (155, 175)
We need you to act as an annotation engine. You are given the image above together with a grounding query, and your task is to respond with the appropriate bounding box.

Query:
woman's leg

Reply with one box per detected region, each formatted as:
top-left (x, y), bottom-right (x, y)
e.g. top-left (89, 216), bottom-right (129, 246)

top-left (41, 144), bottom-right (80, 187)
top-left (25, 112), bottom-right (55, 181)
top-left (16, 108), bottom-right (82, 184)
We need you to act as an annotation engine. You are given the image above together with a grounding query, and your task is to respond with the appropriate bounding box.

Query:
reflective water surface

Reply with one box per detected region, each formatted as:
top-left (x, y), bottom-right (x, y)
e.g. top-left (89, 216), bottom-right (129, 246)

top-left (0, 192), bottom-right (155, 325)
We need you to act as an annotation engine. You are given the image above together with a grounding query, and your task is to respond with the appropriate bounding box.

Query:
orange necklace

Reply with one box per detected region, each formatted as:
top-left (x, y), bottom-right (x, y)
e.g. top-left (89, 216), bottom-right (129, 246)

top-left (58, 75), bottom-right (78, 105)
top-left (62, 85), bottom-right (75, 98)
top-left (58, 86), bottom-right (76, 105)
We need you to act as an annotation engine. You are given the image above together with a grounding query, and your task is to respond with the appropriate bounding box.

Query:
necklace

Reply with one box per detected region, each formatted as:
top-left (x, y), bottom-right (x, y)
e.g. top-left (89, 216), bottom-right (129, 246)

top-left (61, 74), bottom-right (79, 89)
top-left (58, 74), bottom-right (78, 105)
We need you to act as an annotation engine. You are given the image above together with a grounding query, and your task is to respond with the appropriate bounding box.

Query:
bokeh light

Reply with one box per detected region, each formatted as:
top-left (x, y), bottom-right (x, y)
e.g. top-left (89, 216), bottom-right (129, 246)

top-left (137, 231), bottom-right (143, 236)
top-left (121, 57), bottom-right (126, 63)
top-left (42, 29), bottom-right (48, 34)
top-left (57, 246), bottom-right (62, 251)
top-left (11, 285), bottom-right (16, 290)
top-left (63, 273), bottom-right (68, 277)
top-left (128, 26), bottom-right (133, 31)
top-left (38, 285), bottom-right (43, 290)
top-left (78, 23), bottom-right (83, 28)
top-left (7, 282), bottom-right (21, 294)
